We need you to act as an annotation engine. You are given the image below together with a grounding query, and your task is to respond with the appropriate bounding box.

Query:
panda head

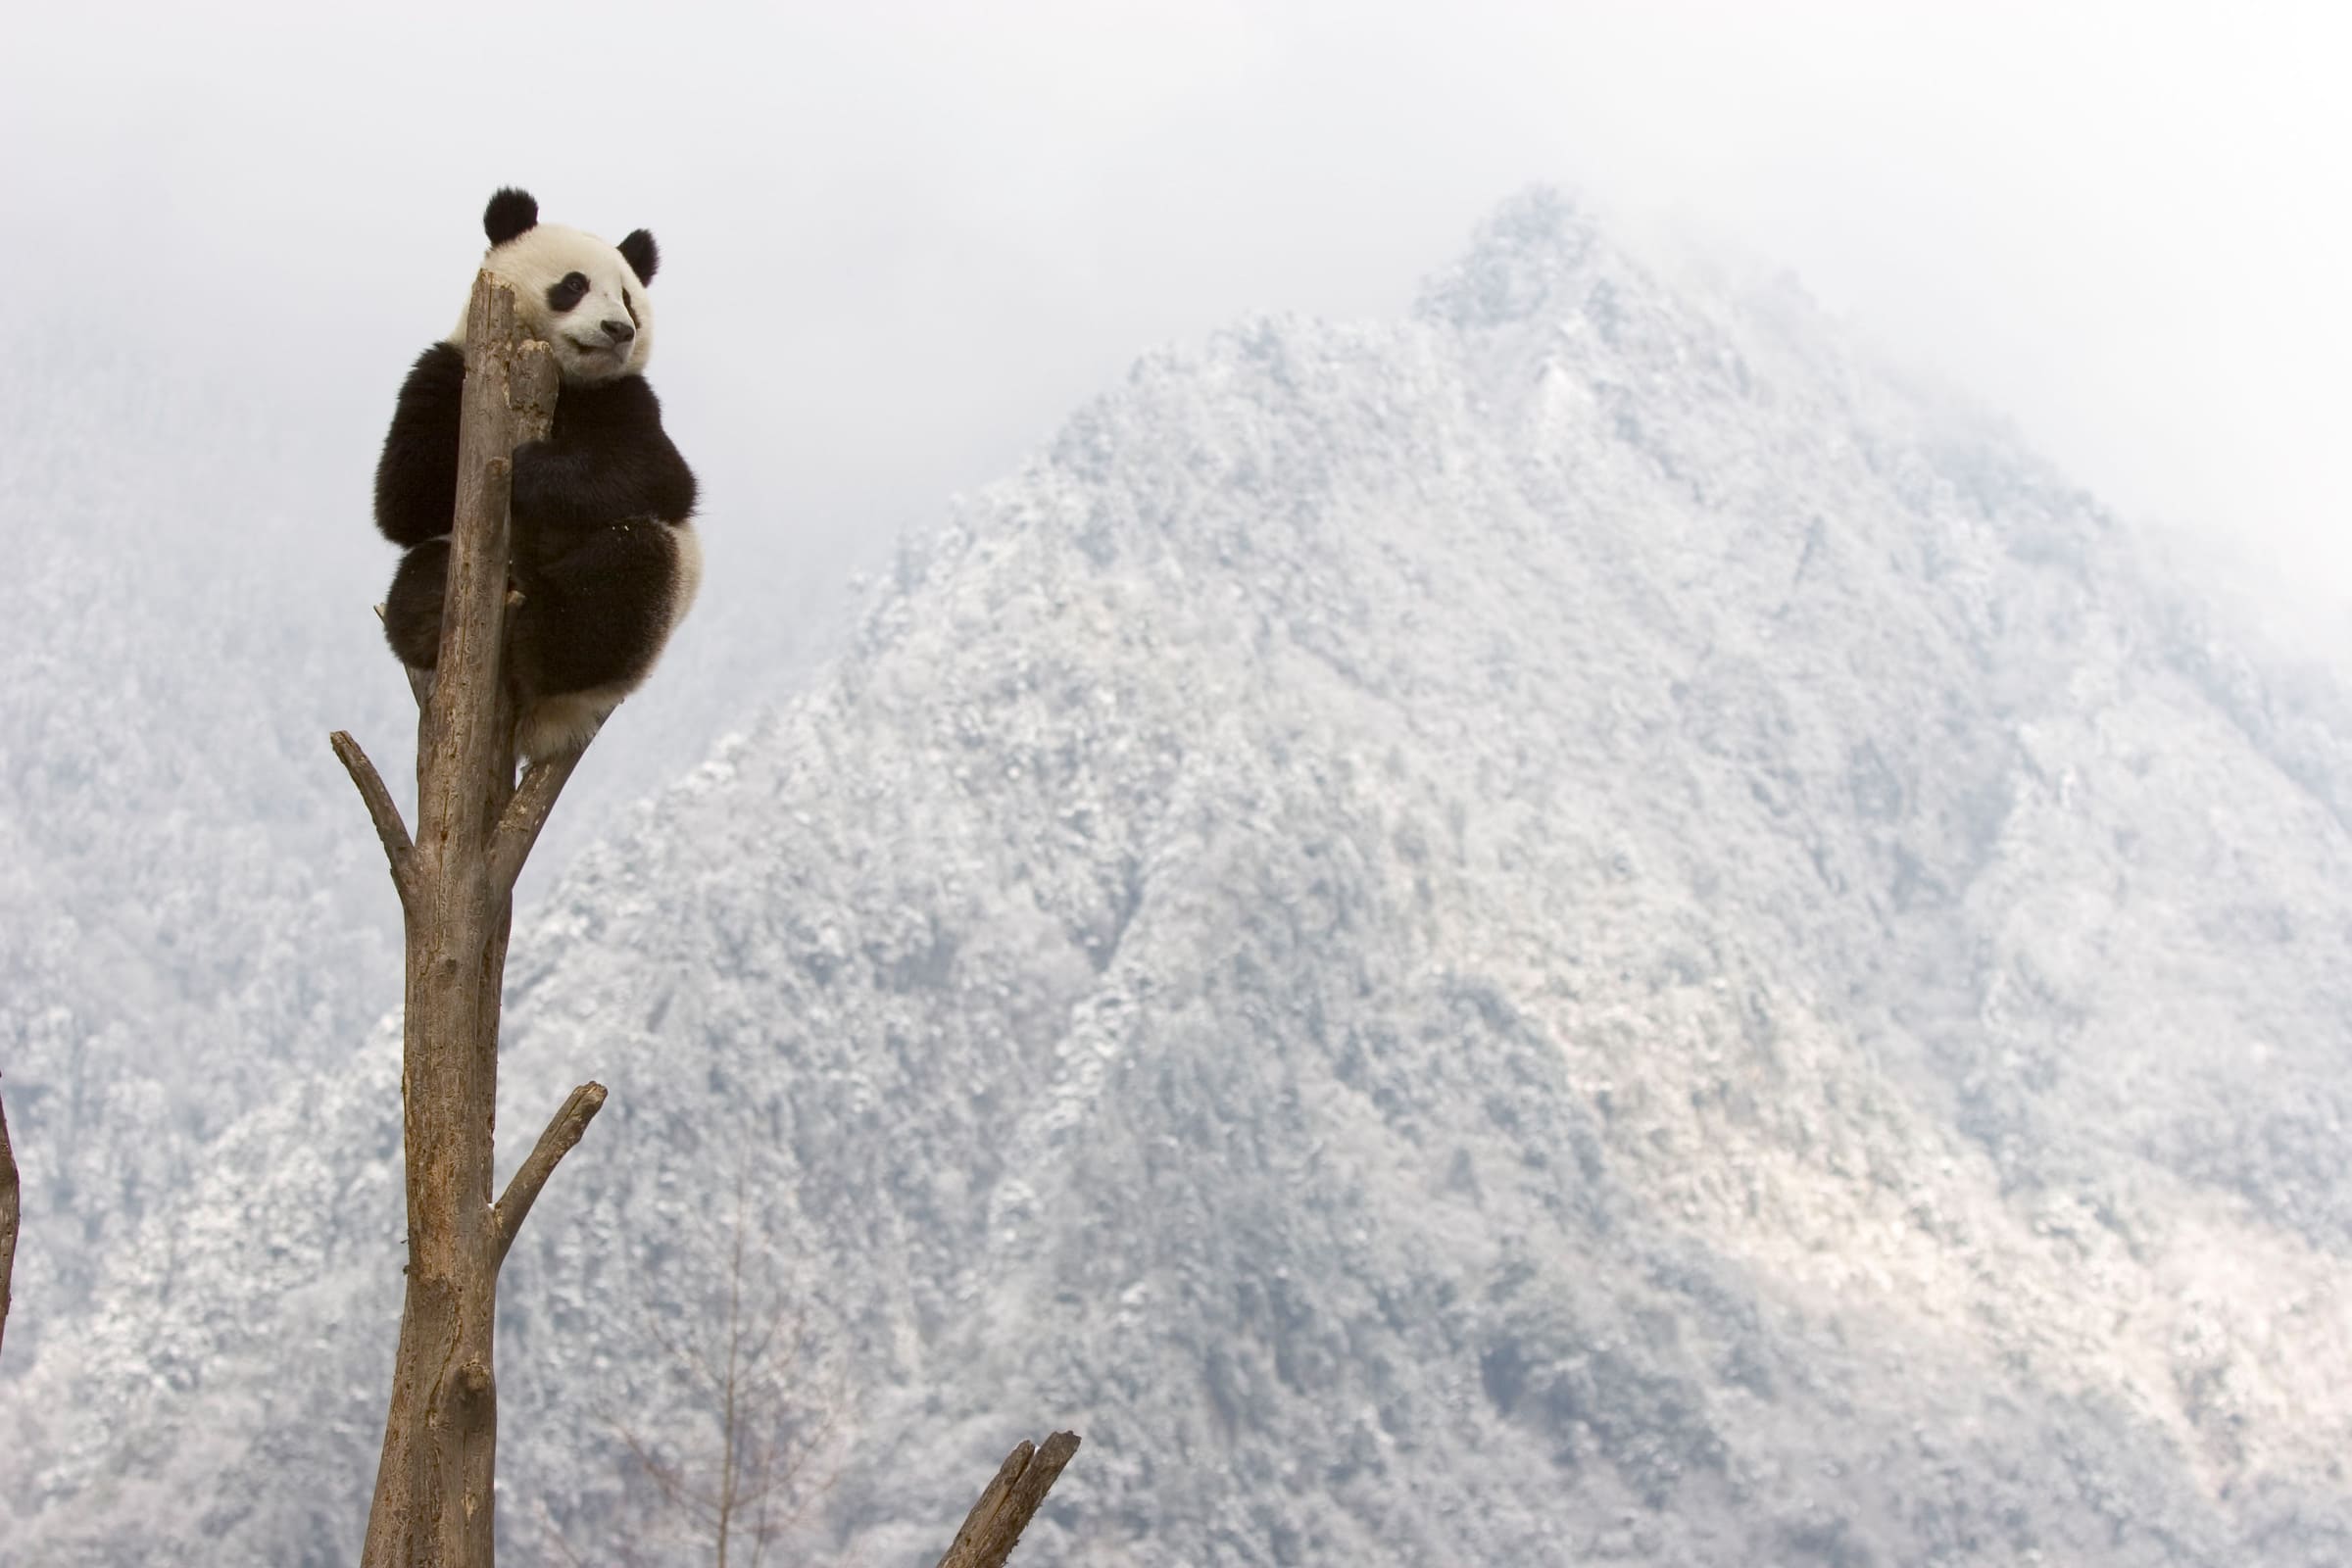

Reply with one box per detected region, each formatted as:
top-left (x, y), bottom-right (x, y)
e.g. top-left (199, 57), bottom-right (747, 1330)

top-left (453, 187), bottom-right (660, 386)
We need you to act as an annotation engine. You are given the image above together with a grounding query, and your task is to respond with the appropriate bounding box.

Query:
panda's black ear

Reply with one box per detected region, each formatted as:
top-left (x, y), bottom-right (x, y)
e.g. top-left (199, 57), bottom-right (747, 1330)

top-left (484, 188), bottom-right (539, 246)
top-left (618, 228), bottom-right (660, 284)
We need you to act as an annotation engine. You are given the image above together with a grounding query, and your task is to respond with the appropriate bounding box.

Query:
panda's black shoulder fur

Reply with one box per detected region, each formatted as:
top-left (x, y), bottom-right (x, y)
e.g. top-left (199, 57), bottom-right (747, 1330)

top-left (372, 343), bottom-right (466, 548)
top-left (371, 346), bottom-right (696, 548)
top-left (512, 375), bottom-right (698, 536)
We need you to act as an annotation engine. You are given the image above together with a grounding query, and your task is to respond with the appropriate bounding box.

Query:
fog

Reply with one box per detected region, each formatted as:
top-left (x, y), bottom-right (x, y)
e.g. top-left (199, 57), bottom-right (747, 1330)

top-left (10, 9), bottom-right (2352, 1558)
top-left (7, 0), bottom-right (2344, 649)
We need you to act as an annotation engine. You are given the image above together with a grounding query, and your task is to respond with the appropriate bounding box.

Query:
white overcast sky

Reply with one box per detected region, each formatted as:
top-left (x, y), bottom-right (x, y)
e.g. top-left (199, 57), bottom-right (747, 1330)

top-left (7, 0), bottom-right (2347, 641)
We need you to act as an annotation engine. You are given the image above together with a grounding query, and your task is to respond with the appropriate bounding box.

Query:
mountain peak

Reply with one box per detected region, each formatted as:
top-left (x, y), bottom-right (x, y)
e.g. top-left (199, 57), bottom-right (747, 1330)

top-left (8, 190), bottom-right (2352, 1567)
top-left (1414, 184), bottom-right (1603, 329)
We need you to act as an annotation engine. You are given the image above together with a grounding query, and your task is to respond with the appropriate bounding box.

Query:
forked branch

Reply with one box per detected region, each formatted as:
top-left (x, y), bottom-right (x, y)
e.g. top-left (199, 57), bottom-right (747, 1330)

top-left (492, 1082), bottom-right (609, 1266)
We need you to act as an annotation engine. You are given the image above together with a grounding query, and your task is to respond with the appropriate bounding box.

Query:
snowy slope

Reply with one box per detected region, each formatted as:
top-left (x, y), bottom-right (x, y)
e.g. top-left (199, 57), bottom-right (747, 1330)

top-left (6, 191), bottom-right (2350, 1566)
top-left (0, 329), bottom-right (410, 1366)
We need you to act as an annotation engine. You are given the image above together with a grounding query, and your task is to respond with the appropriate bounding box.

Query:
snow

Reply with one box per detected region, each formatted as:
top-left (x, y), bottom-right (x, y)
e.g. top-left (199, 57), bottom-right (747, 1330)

top-left (4, 189), bottom-right (2352, 1565)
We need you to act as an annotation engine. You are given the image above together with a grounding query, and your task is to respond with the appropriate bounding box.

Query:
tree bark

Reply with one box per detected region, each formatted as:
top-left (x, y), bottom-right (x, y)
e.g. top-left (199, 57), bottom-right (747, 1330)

top-left (934, 1432), bottom-right (1082, 1568)
top-left (336, 272), bottom-right (605, 1568)
top-left (0, 1073), bottom-right (18, 1364)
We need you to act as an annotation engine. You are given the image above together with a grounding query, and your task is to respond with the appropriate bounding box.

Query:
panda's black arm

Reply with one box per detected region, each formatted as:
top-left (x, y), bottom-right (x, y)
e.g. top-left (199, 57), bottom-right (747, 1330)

top-left (372, 343), bottom-right (467, 547)
top-left (511, 379), bottom-right (698, 532)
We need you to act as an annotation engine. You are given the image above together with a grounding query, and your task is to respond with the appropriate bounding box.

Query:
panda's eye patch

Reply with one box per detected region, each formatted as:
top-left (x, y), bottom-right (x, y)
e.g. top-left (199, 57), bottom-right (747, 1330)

top-left (546, 272), bottom-right (591, 313)
top-left (622, 289), bottom-right (640, 327)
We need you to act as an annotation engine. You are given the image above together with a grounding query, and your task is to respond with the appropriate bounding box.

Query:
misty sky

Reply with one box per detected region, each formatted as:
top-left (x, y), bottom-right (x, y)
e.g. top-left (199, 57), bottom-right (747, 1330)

top-left (7, 0), bottom-right (2345, 648)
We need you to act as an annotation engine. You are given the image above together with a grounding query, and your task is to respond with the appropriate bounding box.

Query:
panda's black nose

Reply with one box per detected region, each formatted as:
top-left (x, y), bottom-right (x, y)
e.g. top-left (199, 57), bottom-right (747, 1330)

top-left (601, 318), bottom-right (636, 345)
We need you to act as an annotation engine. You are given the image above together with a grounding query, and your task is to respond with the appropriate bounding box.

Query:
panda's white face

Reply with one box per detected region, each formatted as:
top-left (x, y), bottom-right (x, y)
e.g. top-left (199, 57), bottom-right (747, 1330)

top-left (455, 221), bottom-right (657, 387)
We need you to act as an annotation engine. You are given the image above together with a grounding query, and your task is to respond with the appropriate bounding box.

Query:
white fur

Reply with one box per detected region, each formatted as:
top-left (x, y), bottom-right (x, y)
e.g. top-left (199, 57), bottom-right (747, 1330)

top-left (449, 222), bottom-right (656, 385)
top-left (669, 517), bottom-right (706, 625)
top-left (517, 688), bottom-right (624, 764)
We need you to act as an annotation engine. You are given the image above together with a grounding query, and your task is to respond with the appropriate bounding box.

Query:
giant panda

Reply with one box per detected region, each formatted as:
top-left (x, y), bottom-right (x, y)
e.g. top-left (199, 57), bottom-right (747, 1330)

top-left (376, 187), bottom-right (701, 762)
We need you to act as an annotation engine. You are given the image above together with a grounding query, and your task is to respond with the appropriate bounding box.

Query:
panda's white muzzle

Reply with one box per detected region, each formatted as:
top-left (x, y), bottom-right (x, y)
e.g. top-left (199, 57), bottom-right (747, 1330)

top-left (560, 321), bottom-right (638, 381)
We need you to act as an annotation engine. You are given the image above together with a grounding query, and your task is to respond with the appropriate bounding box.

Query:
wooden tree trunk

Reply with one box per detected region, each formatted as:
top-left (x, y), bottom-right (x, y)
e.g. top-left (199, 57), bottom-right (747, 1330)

top-left (333, 273), bottom-right (1084, 1568)
top-left (335, 272), bottom-right (607, 1568)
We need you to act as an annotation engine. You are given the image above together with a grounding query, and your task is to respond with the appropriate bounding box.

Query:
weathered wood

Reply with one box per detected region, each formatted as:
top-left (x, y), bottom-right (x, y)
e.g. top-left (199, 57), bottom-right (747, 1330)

top-left (935, 1443), bottom-right (1030, 1568)
top-left (330, 729), bottom-right (416, 900)
top-left (935, 1431), bottom-right (1082, 1568)
top-left (489, 733), bottom-right (601, 895)
top-left (0, 1073), bottom-right (18, 1364)
top-left (352, 271), bottom-right (577, 1568)
top-left (492, 1081), bottom-right (607, 1265)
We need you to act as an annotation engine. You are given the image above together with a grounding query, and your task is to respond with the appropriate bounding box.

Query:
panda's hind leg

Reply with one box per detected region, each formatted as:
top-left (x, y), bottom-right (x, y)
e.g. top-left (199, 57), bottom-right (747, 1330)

top-left (509, 520), bottom-right (683, 700)
top-left (383, 538), bottom-right (450, 669)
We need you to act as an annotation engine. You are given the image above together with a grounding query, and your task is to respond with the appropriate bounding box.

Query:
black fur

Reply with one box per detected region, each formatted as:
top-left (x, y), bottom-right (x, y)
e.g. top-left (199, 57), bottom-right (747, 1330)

top-left (484, 187), bottom-right (539, 246)
top-left (509, 519), bottom-right (683, 693)
top-left (511, 377), bottom-right (697, 530)
top-left (373, 346), bottom-right (697, 703)
top-left (545, 271), bottom-right (590, 314)
top-left (617, 227), bottom-right (659, 283)
top-left (372, 343), bottom-right (466, 548)
top-left (382, 537), bottom-right (450, 667)
top-left (383, 520), bottom-right (683, 694)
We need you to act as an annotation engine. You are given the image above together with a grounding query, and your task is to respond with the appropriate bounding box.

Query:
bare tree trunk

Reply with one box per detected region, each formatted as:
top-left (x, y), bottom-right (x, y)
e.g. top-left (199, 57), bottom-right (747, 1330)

top-left (334, 272), bottom-right (608, 1568)
top-left (0, 1073), bottom-right (18, 1364)
top-left (606, 1169), bottom-right (842, 1567)
top-left (333, 274), bottom-right (1084, 1568)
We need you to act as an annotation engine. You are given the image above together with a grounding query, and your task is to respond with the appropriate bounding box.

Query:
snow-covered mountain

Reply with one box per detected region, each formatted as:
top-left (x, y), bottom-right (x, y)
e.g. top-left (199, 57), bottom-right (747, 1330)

top-left (6, 190), bottom-right (2351, 1566)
